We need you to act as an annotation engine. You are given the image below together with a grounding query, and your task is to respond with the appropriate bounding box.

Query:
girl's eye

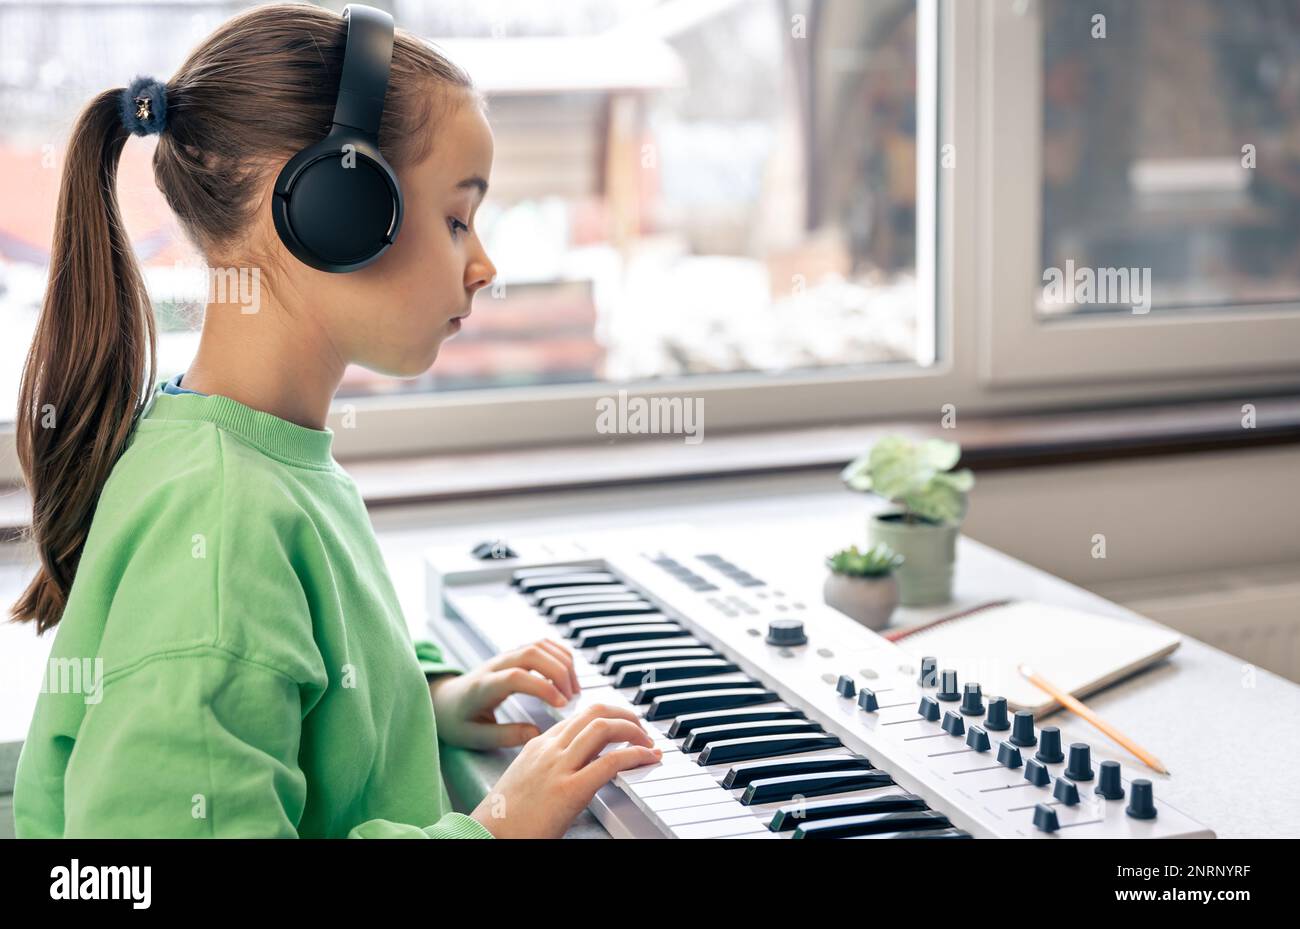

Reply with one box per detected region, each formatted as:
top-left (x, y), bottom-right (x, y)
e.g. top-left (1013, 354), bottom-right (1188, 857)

top-left (447, 217), bottom-right (469, 238)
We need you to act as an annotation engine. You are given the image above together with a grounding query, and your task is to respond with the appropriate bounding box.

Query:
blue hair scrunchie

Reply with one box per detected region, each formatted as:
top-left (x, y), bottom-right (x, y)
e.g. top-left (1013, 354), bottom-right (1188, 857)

top-left (119, 76), bottom-right (168, 136)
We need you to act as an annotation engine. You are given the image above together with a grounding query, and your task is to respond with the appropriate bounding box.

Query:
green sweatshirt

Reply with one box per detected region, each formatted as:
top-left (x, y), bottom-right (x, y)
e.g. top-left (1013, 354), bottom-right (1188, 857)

top-left (13, 380), bottom-right (494, 839)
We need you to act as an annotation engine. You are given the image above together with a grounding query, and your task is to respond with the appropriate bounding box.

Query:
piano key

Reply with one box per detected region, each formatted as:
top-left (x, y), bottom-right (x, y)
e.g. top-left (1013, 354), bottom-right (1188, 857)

top-left (743, 768), bottom-right (895, 804)
top-left (721, 753), bottom-right (874, 789)
top-left (605, 647), bottom-right (718, 674)
top-left (552, 602), bottom-right (661, 624)
top-left (563, 614), bottom-right (671, 635)
top-left (531, 584), bottom-right (633, 604)
top-left (644, 688), bottom-right (780, 721)
top-left (632, 774), bottom-right (721, 798)
top-left (518, 573), bottom-right (622, 594)
top-left (510, 566), bottom-right (601, 586)
top-left (791, 809), bottom-right (951, 839)
top-left (682, 718), bottom-right (823, 753)
top-left (590, 637), bottom-right (705, 663)
top-left (537, 592), bottom-right (646, 613)
top-left (846, 828), bottom-right (973, 839)
top-left (667, 705), bottom-right (807, 739)
top-left (613, 658), bottom-right (741, 688)
top-left (767, 792), bottom-right (928, 830)
top-left (641, 786), bottom-right (743, 813)
top-left (671, 817), bottom-right (770, 839)
top-left (574, 624), bottom-right (691, 649)
top-left (697, 732), bottom-right (843, 765)
top-left (632, 675), bottom-right (757, 705)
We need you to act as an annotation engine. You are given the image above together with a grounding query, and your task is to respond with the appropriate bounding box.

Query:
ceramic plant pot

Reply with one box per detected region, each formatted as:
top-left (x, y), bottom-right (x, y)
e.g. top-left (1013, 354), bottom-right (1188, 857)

top-left (868, 512), bottom-right (958, 606)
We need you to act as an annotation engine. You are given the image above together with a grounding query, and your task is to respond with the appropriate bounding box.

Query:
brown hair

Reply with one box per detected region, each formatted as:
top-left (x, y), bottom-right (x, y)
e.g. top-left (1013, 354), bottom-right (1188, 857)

top-left (11, 3), bottom-right (471, 632)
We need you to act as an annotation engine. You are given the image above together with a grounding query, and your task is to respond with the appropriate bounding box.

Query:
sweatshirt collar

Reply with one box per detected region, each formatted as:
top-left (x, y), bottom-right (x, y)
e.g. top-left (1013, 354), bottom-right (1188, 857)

top-left (143, 378), bottom-right (336, 469)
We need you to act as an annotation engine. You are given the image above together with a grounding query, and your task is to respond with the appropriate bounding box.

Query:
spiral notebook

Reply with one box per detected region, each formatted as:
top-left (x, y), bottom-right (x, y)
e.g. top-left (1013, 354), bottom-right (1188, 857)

top-left (887, 600), bottom-right (1181, 715)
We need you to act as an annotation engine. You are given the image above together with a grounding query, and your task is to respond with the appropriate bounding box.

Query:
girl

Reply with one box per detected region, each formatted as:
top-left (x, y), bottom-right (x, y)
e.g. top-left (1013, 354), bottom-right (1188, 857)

top-left (9, 2), bottom-right (661, 839)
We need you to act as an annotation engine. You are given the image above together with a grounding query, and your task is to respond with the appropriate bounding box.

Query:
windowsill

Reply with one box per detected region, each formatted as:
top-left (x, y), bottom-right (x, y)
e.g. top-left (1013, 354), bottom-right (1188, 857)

top-left (1, 393), bottom-right (1297, 539)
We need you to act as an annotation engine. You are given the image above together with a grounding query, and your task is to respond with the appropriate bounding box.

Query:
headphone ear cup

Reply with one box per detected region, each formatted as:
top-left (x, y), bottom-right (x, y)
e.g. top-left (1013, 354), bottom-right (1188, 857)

top-left (272, 136), bottom-right (403, 273)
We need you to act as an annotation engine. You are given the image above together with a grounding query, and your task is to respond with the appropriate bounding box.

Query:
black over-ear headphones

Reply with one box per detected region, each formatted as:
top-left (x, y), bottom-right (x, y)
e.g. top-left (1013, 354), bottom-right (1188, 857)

top-left (272, 4), bottom-right (402, 273)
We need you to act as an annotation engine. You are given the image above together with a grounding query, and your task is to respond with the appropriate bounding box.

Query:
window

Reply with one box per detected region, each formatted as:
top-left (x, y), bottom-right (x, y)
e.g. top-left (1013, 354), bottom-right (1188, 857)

top-left (0, 0), bottom-right (932, 422)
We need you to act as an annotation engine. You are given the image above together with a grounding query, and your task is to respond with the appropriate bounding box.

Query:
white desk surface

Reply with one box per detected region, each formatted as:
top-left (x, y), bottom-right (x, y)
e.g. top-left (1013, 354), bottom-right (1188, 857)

top-left (3, 472), bottom-right (1298, 836)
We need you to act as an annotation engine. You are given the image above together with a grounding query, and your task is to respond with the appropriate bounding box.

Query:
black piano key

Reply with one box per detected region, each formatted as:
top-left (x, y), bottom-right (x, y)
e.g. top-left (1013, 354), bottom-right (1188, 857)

top-left (668, 705), bottom-right (806, 739)
top-left (846, 828), bottom-right (973, 839)
top-left (696, 732), bottom-right (842, 766)
top-left (632, 678), bottom-right (757, 705)
top-left (605, 647), bottom-right (718, 675)
top-left (564, 614), bottom-right (670, 636)
top-left (613, 658), bottom-right (739, 688)
top-left (551, 602), bottom-right (660, 624)
top-left (590, 637), bottom-right (704, 663)
top-left (574, 624), bottom-right (691, 649)
top-left (791, 810), bottom-right (951, 839)
top-left (518, 573), bottom-right (622, 594)
top-left (644, 688), bottom-right (780, 721)
top-left (510, 566), bottom-right (600, 586)
top-left (767, 792), bottom-right (926, 830)
top-left (532, 584), bottom-right (632, 603)
top-left (720, 753), bottom-right (870, 789)
top-left (744, 768), bottom-right (894, 805)
top-left (537, 592), bottom-right (644, 614)
top-left (682, 718), bottom-right (822, 753)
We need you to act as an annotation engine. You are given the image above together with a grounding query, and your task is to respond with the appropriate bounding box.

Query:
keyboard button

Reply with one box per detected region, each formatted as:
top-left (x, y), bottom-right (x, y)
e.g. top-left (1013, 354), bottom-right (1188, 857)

top-left (681, 719), bottom-right (823, 752)
top-left (574, 624), bottom-right (691, 649)
top-left (591, 638), bottom-right (704, 662)
top-left (720, 753), bottom-right (872, 789)
top-left (743, 768), bottom-right (894, 804)
top-left (669, 706), bottom-right (807, 740)
top-left (605, 648), bottom-right (719, 675)
top-left (538, 592), bottom-right (644, 614)
top-left (791, 810), bottom-right (951, 839)
top-left (564, 614), bottom-right (670, 636)
top-left (768, 792), bottom-right (927, 829)
top-left (633, 677), bottom-right (757, 705)
top-left (518, 573), bottom-right (622, 594)
top-left (613, 658), bottom-right (740, 688)
top-left (645, 688), bottom-right (780, 721)
top-left (697, 732), bottom-right (842, 765)
top-left (551, 602), bottom-right (660, 624)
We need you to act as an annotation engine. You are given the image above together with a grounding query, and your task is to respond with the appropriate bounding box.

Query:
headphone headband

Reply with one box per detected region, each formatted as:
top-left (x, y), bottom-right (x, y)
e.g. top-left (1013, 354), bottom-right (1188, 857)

top-left (332, 4), bottom-right (394, 139)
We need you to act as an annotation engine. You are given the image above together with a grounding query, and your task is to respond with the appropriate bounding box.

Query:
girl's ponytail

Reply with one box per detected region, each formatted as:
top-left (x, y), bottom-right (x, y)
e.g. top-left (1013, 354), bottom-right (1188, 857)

top-left (10, 89), bottom-right (157, 632)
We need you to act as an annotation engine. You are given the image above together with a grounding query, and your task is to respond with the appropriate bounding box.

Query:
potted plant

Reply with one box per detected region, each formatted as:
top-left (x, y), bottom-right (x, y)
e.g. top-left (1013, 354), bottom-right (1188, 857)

top-left (840, 436), bottom-right (974, 606)
top-left (823, 543), bottom-right (904, 631)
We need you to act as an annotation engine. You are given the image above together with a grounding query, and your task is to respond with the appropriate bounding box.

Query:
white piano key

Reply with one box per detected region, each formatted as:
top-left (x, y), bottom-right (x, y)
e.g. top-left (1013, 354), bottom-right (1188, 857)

top-left (633, 773), bottom-right (719, 798)
top-left (671, 817), bottom-right (769, 839)
top-left (642, 787), bottom-right (739, 813)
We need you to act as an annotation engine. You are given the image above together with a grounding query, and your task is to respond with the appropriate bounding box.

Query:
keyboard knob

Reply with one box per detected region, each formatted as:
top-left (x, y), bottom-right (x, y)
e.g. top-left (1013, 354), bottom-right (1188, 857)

top-left (1065, 743), bottom-right (1094, 781)
top-left (1010, 710), bottom-right (1037, 747)
top-left (765, 618), bottom-right (807, 646)
top-left (918, 656), bottom-right (938, 687)
top-left (997, 741), bottom-right (1023, 768)
top-left (1024, 758), bottom-right (1050, 786)
top-left (984, 696), bottom-right (1010, 731)
top-left (1126, 779), bottom-right (1158, 820)
top-left (1053, 777), bottom-right (1080, 806)
top-left (1033, 803), bottom-right (1060, 833)
top-left (836, 674), bottom-right (856, 698)
top-left (857, 688), bottom-right (879, 712)
top-left (1036, 726), bottom-right (1064, 764)
top-left (917, 695), bottom-right (941, 721)
top-left (959, 683), bottom-right (984, 715)
top-left (965, 725), bottom-right (991, 752)
top-left (937, 669), bottom-right (960, 701)
top-left (941, 710), bottom-right (965, 737)
top-left (1096, 760), bottom-right (1125, 800)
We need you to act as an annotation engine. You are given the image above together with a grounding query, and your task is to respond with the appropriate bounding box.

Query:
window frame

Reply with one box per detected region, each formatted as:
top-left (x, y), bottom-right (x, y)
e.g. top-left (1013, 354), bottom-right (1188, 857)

top-left (3, 0), bottom-right (1299, 487)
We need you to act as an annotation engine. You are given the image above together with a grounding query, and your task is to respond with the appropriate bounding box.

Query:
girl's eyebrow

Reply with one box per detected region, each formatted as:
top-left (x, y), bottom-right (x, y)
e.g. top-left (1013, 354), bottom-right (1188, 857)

top-left (456, 175), bottom-right (488, 199)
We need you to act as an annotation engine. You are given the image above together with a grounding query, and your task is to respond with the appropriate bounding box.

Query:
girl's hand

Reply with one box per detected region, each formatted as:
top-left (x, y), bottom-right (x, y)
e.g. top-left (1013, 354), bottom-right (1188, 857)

top-left (470, 702), bottom-right (662, 838)
top-left (430, 639), bottom-right (582, 750)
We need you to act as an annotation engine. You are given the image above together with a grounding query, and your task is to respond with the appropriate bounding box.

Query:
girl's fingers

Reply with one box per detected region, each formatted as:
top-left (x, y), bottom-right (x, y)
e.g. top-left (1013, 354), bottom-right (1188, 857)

top-left (481, 668), bottom-right (568, 708)
top-left (549, 702), bottom-right (643, 747)
top-left (489, 643), bottom-right (576, 699)
top-left (456, 721), bottom-right (542, 750)
top-left (535, 638), bottom-right (580, 695)
top-left (577, 744), bottom-right (663, 792)
top-left (561, 717), bottom-right (654, 768)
